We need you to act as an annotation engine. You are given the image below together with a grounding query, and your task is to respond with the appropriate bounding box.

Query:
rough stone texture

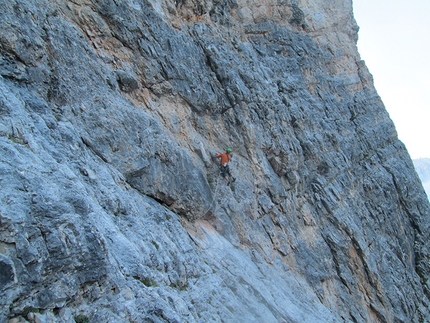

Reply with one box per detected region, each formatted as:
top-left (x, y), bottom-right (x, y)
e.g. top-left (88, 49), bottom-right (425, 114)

top-left (0, 0), bottom-right (429, 322)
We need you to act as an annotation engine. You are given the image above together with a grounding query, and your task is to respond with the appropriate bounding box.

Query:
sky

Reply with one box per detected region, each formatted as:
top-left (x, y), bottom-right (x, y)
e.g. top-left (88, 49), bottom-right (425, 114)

top-left (352, 0), bottom-right (430, 159)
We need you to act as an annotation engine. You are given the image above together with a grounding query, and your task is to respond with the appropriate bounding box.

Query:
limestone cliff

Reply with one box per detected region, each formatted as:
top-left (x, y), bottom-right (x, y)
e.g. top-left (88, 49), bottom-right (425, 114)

top-left (1, 0), bottom-right (429, 322)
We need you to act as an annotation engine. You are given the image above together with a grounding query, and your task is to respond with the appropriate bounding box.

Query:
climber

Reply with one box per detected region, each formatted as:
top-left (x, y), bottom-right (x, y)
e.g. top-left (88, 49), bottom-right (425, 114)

top-left (216, 148), bottom-right (236, 184)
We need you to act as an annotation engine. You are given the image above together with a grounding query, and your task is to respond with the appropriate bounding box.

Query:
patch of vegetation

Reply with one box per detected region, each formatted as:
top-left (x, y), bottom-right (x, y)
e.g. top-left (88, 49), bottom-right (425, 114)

top-left (170, 281), bottom-right (188, 291)
top-left (207, 174), bottom-right (214, 189)
top-left (133, 275), bottom-right (158, 287)
top-left (74, 314), bottom-right (89, 323)
top-left (21, 306), bottom-right (40, 317)
top-left (8, 133), bottom-right (28, 145)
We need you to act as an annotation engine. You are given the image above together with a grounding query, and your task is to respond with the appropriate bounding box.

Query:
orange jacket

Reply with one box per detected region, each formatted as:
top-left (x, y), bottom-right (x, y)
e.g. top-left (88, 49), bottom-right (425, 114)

top-left (216, 153), bottom-right (232, 166)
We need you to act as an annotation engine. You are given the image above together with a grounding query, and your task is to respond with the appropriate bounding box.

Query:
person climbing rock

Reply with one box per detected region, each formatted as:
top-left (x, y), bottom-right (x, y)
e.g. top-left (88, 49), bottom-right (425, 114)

top-left (216, 148), bottom-right (236, 184)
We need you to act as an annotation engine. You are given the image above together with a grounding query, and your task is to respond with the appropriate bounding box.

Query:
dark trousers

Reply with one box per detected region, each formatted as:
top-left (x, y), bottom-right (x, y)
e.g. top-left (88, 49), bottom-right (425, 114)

top-left (220, 165), bottom-right (231, 178)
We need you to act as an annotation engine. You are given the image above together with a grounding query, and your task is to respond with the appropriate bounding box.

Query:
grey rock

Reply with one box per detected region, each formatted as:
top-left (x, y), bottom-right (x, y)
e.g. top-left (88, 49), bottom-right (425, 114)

top-left (115, 70), bottom-right (139, 92)
top-left (0, 255), bottom-right (15, 290)
top-left (0, 0), bottom-right (429, 322)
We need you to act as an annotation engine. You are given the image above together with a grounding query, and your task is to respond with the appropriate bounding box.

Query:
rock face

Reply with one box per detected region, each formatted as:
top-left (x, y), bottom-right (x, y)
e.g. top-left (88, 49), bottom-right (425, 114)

top-left (1, 0), bottom-right (429, 322)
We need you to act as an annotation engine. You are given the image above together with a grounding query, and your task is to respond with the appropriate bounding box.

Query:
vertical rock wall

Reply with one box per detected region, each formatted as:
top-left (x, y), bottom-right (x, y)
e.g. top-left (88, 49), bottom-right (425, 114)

top-left (0, 0), bottom-right (429, 322)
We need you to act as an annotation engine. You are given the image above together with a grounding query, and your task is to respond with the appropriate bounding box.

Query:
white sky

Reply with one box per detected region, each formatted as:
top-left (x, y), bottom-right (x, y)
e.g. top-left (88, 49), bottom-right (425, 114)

top-left (352, 0), bottom-right (430, 159)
